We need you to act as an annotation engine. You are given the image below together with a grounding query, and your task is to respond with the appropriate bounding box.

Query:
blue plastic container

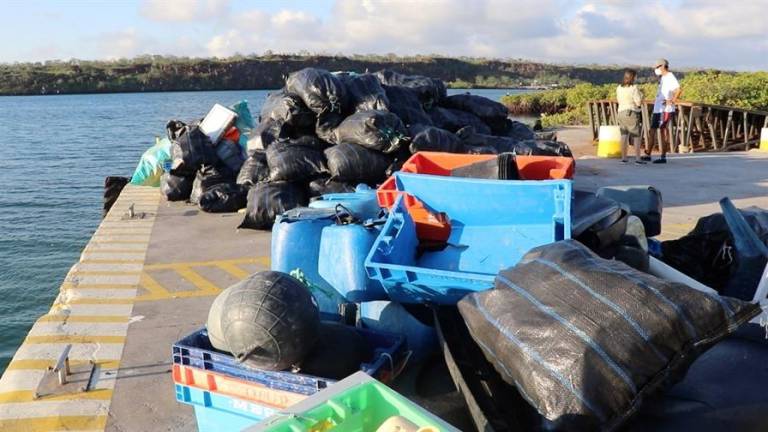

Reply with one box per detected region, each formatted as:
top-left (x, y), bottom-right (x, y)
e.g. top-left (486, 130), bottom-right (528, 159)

top-left (173, 326), bottom-right (406, 396)
top-left (176, 383), bottom-right (274, 432)
top-left (359, 301), bottom-right (437, 361)
top-left (365, 174), bottom-right (572, 304)
top-left (308, 184), bottom-right (380, 220)
top-left (318, 224), bottom-right (387, 302)
top-left (270, 207), bottom-right (344, 314)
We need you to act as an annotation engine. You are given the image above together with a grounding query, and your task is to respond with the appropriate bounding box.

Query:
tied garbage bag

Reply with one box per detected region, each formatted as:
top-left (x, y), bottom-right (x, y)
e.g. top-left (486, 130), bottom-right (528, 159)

top-left (130, 137), bottom-right (172, 187)
top-left (189, 165), bottom-right (234, 205)
top-left (315, 111), bottom-right (344, 143)
top-left (247, 118), bottom-right (291, 152)
top-left (459, 240), bottom-right (760, 432)
top-left (457, 126), bottom-right (529, 154)
top-left (338, 73), bottom-right (390, 112)
top-left (375, 69), bottom-right (447, 109)
top-left (325, 143), bottom-right (392, 184)
top-left (199, 183), bottom-right (248, 213)
top-left (259, 89), bottom-right (315, 130)
top-left (492, 118), bottom-right (536, 140)
top-left (429, 107), bottom-right (491, 134)
top-left (334, 110), bottom-right (407, 154)
top-left (170, 125), bottom-right (217, 176)
top-left (408, 124), bottom-right (464, 153)
top-left (442, 94), bottom-right (509, 129)
top-left (266, 137), bottom-right (328, 182)
top-left (383, 85), bottom-right (433, 126)
top-left (160, 173), bottom-right (194, 201)
top-left (239, 182), bottom-right (309, 230)
top-left (308, 176), bottom-right (357, 197)
top-left (286, 67), bottom-right (348, 115)
top-left (236, 151), bottom-right (269, 186)
top-left (516, 139), bottom-right (573, 157)
top-left (216, 139), bottom-right (245, 174)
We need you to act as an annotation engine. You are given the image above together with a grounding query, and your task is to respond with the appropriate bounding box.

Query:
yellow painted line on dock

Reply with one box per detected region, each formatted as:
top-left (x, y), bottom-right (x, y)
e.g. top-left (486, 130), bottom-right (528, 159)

top-left (0, 415), bottom-right (107, 432)
top-left (216, 262), bottom-right (251, 279)
top-left (175, 266), bottom-right (222, 294)
top-left (24, 335), bottom-right (126, 344)
top-left (143, 256), bottom-right (267, 270)
top-left (139, 272), bottom-right (166, 296)
top-left (77, 259), bottom-right (145, 264)
top-left (88, 240), bottom-right (150, 245)
top-left (36, 315), bottom-right (130, 323)
top-left (0, 389), bottom-right (113, 404)
top-left (61, 282), bottom-right (138, 290)
top-left (65, 270), bottom-right (142, 276)
top-left (63, 298), bottom-right (135, 305)
top-left (5, 359), bottom-right (120, 370)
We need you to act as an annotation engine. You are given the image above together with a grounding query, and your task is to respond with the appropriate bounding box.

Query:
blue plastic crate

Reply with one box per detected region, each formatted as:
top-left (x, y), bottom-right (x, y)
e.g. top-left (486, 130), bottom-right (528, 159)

top-left (365, 173), bottom-right (572, 304)
top-left (176, 383), bottom-right (274, 432)
top-left (172, 326), bottom-right (406, 396)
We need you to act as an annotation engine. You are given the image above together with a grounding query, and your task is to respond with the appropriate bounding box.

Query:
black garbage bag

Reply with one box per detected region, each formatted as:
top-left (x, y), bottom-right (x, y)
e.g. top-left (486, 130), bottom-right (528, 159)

top-left (408, 124), bottom-right (464, 153)
top-left (248, 118), bottom-right (291, 151)
top-left (457, 126), bottom-right (528, 154)
top-left (464, 144), bottom-right (498, 154)
top-left (517, 139), bottom-right (573, 157)
top-left (429, 107), bottom-right (491, 134)
top-left (103, 176), bottom-right (129, 217)
top-left (315, 111), bottom-right (344, 144)
top-left (597, 186), bottom-right (663, 237)
top-left (334, 110), bottom-right (407, 154)
top-left (459, 240), bottom-right (760, 432)
top-left (161, 173), bottom-right (194, 201)
top-left (383, 85), bottom-right (433, 126)
top-left (266, 138), bottom-right (328, 182)
top-left (299, 322), bottom-right (372, 380)
top-left (493, 118), bottom-right (536, 140)
top-left (259, 89), bottom-right (316, 130)
top-left (212, 271), bottom-right (320, 370)
top-left (165, 119), bottom-right (187, 141)
top-left (375, 69), bottom-right (446, 109)
top-left (717, 198), bottom-right (768, 300)
top-left (442, 94), bottom-right (508, 130)
top-left (308, 176), bottom-right (357, 197)
top-left (338, 73), bottom-right (390, 112)
top-left (189, 165), bottom-right (234, 205)
top-left (325, 143), bottom-right (392, 183)
top-left (239, 182), bottom-right (309, 230)
top-left (198, 183), bottom-right (248, 213)
top-left (449, 153), bottom-right (519, 180)
top-left (216, 139), bottom-right (245, 174)
top-left (170, 125), bottom-right (217, 176)
top-left (237, 151), bottom-right (269, 186)
top-left (285, 68), bottom-right (347, 115)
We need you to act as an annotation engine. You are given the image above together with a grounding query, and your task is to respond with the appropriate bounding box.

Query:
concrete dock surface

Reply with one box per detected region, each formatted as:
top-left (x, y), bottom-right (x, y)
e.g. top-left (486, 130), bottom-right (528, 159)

top-left (0, 148), bottom-right (766, 431)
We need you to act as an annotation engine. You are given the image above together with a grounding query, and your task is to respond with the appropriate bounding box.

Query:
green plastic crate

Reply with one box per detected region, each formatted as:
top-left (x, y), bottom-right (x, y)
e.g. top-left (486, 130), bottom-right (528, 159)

top-left (249, 372), bottom-right (459, 432)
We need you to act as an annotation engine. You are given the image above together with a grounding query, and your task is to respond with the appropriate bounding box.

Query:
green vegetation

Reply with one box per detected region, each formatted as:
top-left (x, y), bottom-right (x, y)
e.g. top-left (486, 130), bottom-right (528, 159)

top-left (502, 72), bottom-right (768, 127)
top-left (0, 53), bottom-right (651, 96)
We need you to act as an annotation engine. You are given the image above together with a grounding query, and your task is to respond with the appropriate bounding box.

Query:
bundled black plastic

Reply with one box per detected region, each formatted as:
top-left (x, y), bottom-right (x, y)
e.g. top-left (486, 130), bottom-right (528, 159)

top-left (249, 118), bottom-right (291, 151)
top-left (103, 176), bottom-right (129, 217)
top-left (441, 94), bottom-right (509, 129)
top-left (299, 322), bottom-right (371, 380)
top-left (315, 111), bottom-right (344, 143)
top-left (597, 186), bottom-right (663, 237)
top-left (517, 139), bottom-right (574, 157)
top-left (334, 110), bottom-right (407, 154)
top-left (457, 126), bottom-right (529, 154)
top-left (216, 139), bottom-right (245, 174)
top-left (259, 89), bottom-right (316, 130)
top-left (308, 176), bottom-right (357, 197)
top-left (160, 173), bottom-right (194, 201)
top-left (375, 69), bottom-right (446, 108)
top-left (338, 73), bottom-right (390, 112)
top-left (170, 125), bottom-right (217, 176)
top-left (285, 68), bottom-right (347, 115)
top-left (459, 240), bottom-right (760, 432)
top-left (198, 183), bottom-right (248, 213)
top-left (429, 107), bottom-right (491, 134)
top-left (408, 124), bottom-right (464, 153)
top-left (266, 138), bottom-right (328, 182)
top-left (450, 153), bottom-right (519, 180)
top-left (324, 143), bottom-right (392, 183)
top-left (239, 182), bottom-right (309, 230)
top-left (165, 119), bottom-right (187, 141)
top-left (189, 165), bottom-right (234, 205)
top-left (492, 118), bottom-right (536, 140)
top-left (383, 85), bottom-right (433, 126)
top-left (236, 151), bottom-right (269, 186)
top-left (464, 144), bottom-right (498, 155)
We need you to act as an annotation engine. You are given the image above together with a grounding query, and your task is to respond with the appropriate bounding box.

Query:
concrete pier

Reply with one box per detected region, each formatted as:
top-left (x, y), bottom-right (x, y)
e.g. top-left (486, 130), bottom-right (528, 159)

top-left (0, 150), bottom-right (766, 431)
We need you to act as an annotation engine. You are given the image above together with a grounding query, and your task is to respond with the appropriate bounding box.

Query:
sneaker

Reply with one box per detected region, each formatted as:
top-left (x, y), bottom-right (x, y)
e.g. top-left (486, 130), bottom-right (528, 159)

top-left (640, 155), bottom-right (652, 162)
top-left (620, 159), bottom-right (628, 164)
top-left (635, 160), bottom-right (646, 165)
top-left (652, 157), bottom-right (667, 164)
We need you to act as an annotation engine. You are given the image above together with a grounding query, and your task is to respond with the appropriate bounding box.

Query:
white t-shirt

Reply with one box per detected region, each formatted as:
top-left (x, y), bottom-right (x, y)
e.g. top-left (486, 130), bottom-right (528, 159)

top-left (653, 72), bottom-right (680, 113)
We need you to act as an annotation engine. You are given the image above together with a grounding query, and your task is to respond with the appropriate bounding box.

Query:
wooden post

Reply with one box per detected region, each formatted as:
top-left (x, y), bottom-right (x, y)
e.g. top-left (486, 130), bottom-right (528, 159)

top-left (587, 102), bottom-right (597, 141)
top-left (722, 110), bottom-right (733, 149)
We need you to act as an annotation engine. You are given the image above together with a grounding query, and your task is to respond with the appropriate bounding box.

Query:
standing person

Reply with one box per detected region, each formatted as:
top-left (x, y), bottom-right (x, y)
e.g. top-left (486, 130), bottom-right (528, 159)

top-left (616, 68), bottom-right (644, 164)
top-left (643, 58), bottom-right (681, 164)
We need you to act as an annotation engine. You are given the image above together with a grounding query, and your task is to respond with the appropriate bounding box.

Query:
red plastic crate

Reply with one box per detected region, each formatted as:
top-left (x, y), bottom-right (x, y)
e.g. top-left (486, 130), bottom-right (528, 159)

top-left (172, 364), bottom-right (307, 409)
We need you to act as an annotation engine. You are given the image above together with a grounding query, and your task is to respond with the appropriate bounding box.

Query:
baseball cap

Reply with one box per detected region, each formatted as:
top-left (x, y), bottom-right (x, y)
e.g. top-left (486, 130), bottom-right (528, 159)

top-left (654, 58), bottom-right (669, 68)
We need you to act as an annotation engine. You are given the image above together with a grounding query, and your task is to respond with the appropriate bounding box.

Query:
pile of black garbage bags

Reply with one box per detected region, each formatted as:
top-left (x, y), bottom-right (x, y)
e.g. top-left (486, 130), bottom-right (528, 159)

top-left (160, 67), bottom-right (571, 229)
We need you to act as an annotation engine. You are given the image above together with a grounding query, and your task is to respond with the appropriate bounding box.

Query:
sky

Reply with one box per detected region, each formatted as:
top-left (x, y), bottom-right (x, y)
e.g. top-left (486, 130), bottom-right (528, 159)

top-left (1, 0), bottom-right (766, 70)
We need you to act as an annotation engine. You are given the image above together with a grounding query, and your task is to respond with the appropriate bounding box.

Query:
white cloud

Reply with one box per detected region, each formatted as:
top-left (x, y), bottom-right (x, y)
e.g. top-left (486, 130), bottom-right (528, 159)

top-left (140, 0), bottom-right (230, 22)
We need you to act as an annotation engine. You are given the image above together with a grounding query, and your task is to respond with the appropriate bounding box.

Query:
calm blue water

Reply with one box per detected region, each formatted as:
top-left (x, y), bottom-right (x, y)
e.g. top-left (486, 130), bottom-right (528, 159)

top-left (0, 88), bottom-right (531, 373)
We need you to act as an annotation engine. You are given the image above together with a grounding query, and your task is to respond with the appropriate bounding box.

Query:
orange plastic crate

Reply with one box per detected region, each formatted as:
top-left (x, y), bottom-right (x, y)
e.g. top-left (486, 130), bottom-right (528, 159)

top-left (172, 364), bottom-right (307, 409)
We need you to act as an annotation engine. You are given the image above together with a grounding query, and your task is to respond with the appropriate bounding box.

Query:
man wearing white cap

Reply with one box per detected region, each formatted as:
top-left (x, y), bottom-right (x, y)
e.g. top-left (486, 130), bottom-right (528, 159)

top-left (643, 58), bottom-right (681, 164)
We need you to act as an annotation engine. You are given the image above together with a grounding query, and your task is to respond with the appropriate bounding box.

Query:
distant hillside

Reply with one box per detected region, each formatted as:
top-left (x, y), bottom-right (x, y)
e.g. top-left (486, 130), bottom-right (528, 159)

top-left (0, 54), bottom-right (665, 96)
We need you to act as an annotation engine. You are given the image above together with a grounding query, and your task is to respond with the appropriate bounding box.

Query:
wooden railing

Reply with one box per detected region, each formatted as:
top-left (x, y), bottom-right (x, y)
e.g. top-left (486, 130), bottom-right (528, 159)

top-left (587, 100), bottom-right (768, 152)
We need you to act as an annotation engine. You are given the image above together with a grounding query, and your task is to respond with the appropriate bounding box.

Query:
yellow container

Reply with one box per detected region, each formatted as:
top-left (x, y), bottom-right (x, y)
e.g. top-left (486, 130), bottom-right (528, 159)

top-left (759, 128), bottom-right (768, 152)
top-left (597, 125), bottom-right (622, 158)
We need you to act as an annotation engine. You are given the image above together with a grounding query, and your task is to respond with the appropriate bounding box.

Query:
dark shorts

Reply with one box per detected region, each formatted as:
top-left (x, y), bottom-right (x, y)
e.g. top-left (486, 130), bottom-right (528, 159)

top-left (651, 112), bottom-right (675, 129)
